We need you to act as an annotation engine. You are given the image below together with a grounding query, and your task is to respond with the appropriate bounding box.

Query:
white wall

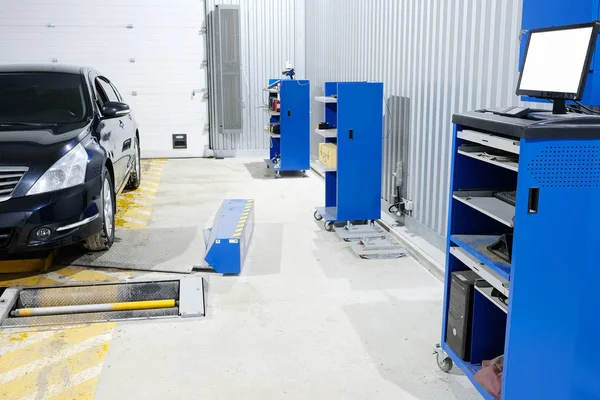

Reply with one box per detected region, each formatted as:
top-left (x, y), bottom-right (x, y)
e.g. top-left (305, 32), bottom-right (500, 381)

top-left (0, 0), bottom-right (209, 159)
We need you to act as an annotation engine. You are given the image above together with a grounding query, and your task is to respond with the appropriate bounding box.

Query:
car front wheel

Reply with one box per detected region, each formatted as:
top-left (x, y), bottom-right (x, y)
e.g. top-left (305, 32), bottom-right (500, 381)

top-left (84, 167), bottom-right (116, 251)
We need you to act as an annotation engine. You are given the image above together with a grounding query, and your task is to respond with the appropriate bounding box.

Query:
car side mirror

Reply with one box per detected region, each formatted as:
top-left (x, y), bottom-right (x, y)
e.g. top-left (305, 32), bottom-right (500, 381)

top-left (102, 101), bottom-right (130, 119)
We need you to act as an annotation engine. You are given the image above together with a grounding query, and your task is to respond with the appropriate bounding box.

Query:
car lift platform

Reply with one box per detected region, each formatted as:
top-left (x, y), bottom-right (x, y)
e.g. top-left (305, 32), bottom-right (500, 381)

top-left (204, 199), bottom-right (255, 275)
top-left (0, 276), bottom-right (205, 328)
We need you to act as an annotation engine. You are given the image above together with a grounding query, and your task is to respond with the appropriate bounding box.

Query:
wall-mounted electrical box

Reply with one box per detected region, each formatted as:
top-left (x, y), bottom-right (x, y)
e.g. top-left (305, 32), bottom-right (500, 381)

top-left (520, 0), bottom-right (600, 105)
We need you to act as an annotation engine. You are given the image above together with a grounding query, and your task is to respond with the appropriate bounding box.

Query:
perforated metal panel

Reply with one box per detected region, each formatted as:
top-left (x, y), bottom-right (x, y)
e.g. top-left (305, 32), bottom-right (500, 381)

top-left (208, 5), bottom-right (242, 134)
top-left (527, 145), bottom-right (600, 188)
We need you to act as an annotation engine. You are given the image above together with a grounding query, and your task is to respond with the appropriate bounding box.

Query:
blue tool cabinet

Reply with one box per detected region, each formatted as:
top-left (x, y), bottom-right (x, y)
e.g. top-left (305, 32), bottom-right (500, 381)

top-left (313, 82), bottom-right (383, 231)
top-left (520, 0), bottom-right (600, 104)
top-left (264, 79), bottom-right (310, 178)
top-left (438, 110), bottom-right (600, 399)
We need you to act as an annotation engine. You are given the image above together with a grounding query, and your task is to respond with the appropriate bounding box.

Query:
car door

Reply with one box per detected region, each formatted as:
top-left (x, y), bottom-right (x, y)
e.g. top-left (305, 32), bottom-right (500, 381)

top-left (95, 77), bottom-right (130, 191)
top-left (109, 80), bottom-right (136, 176)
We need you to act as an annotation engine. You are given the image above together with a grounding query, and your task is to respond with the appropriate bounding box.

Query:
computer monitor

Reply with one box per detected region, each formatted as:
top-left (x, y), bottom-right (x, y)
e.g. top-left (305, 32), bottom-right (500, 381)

top-left (516, 22), bottom-right (600, 114)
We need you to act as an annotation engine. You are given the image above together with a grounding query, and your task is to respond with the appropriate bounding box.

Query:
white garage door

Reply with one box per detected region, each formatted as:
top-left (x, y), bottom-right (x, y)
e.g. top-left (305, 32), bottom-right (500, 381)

top-left (0, 0), bottom-right (209, 158)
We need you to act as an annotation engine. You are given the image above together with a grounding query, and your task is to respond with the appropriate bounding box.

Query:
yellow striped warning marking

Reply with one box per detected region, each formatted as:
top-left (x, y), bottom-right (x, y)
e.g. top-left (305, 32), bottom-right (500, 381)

top-left (115, 158), bottom-right (167, 230)
top-left (0, 323), bottom-right (115, 399)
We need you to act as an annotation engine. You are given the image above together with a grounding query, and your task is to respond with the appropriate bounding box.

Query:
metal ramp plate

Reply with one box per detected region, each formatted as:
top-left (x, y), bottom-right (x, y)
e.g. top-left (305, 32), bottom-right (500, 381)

top-left (204, 199), bottom-right (255, 274)
top-left (56, 226), bottom-right (206, 273)
top-left (0, 276), bottom-right (205, 328)
top-left (335, 224), bottom-right (407, 260)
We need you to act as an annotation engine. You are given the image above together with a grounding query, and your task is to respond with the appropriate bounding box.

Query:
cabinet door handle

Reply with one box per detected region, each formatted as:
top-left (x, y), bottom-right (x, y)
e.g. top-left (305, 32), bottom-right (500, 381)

top-left (349, 129), bottom-right (354, 140)
top-left (287, 110), bottom-right (291, 117)
top-left (528, 187), bottom-right (540, 214)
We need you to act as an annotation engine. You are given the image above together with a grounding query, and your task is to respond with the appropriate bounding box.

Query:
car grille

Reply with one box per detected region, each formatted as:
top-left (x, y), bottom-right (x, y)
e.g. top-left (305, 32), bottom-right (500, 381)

top-left (0, 228), bottom-right (13, 249)
top-left (0, 167), bottom-right (28, 201)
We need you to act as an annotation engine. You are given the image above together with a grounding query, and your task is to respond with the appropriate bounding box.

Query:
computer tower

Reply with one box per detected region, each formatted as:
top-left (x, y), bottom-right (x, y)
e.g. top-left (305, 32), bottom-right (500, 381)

top-left (446, 270), bottom-right (479, 361)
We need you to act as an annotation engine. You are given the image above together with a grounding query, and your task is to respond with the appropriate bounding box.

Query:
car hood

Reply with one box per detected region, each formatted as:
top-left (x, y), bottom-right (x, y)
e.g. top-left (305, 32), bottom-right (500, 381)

top-left (0, 121), bottom-right (91, 168)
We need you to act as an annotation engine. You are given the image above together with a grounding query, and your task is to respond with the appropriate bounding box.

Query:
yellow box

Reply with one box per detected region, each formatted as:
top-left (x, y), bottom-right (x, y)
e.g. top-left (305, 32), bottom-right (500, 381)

top-left (319, 143), bottom-right (337, 168)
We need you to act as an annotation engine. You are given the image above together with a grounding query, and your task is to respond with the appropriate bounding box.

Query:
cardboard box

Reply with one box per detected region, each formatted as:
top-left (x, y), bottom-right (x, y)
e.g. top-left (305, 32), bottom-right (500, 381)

top-left (319, 143), bottom-right (337, 168)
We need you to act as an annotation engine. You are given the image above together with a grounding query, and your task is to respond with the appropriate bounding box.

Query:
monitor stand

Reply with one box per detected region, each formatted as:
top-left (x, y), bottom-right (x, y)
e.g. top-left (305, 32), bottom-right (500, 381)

top-left (552, 99), bottom-right (567, 115)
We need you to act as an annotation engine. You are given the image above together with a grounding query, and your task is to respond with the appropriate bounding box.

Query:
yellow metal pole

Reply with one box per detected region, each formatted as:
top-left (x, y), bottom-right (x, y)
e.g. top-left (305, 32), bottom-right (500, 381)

top-left (12, 299), bottom-right (176, 317)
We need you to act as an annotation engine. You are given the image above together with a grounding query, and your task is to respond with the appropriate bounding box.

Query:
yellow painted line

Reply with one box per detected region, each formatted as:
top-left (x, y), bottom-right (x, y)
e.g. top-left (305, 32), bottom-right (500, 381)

top-left (0, 323), bottom-right (114, 384)
top-left (53, 267), bottom-right (112, 283)
top-left (0, 324), bottom-right (114, 400)
top-left (46, 375), bottom-right (101, 400)
top-left (0, 274), bottom-right (60, 288)
top-left (1, 344), bottom-right (106, 400)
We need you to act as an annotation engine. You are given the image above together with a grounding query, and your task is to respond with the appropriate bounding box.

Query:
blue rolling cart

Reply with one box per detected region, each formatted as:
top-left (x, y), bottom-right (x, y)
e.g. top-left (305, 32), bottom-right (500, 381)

top-left (264, 79), bottom-right (310, 178)
top-left (437, 110), bottom-right (600, 399)
top-left (313, 82), bottom-right (383, 231)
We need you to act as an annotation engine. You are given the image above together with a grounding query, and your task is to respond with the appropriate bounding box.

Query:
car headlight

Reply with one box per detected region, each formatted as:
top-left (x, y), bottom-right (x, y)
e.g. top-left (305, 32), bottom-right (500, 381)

top-left (27, 143), bottom-right (88, 195)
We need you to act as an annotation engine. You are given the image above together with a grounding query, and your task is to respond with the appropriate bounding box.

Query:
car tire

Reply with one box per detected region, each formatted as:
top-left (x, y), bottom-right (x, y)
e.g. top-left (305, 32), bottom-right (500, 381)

top-left (126, 136), bottom-right (141, 190)
top-left (84, 167), bottom-right (116, 251)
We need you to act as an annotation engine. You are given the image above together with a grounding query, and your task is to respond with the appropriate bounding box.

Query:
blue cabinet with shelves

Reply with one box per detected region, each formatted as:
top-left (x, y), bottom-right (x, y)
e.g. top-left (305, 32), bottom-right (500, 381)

top-left (264, 79), bottom-right (310, 178)
top-left (438, 110), bottom-right (600, 399)
top-left (314, 82), bottom-right (383, 229)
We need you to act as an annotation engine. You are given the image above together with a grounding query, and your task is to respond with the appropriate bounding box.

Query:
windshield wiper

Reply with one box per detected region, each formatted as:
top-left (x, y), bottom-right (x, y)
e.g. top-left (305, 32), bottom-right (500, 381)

top-left (0, 122), bottom-right (57, 128)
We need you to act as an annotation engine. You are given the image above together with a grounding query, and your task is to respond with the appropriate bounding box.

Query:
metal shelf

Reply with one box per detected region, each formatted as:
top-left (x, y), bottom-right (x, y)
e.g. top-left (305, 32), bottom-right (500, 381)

top-left (451, 234), bottom-right (511, 281)
top-left (458, 129), bottom-right (520, 155)
top-left (475, 281), bottom-right (508, 314)
top-left (457, 145), bottom-right (518, 172)
top-left (315, 96), bottom-right (337, 103)
top-left (314, 128), bottom-right (337, 138)
top-left (453, 190), bottom-right (515, 227)
top-left (265, 109), bottom-right (280, 116)
top-left (450, 246), bottom-right (509, 297)
top-left (315, 161), bottom-right (337, 172)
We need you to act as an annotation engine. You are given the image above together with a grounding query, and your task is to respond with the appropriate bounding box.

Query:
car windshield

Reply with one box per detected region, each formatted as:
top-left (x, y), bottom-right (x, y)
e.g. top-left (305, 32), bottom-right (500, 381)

top-left (0, 72), bottom-right (88, 124)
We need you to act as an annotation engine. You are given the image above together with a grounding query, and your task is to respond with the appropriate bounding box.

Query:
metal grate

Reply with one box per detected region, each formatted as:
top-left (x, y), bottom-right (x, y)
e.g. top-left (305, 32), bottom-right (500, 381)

top-left (527, 146), bottom-right (600, 188)
top-left (0, 167), bottom-right (27, 201)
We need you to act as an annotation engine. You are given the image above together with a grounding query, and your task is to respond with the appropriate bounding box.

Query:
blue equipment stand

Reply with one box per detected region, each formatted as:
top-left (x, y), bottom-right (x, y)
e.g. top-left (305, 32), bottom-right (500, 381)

top-left (313, 81), bottom-right (383, 231)
top-left (264, 79), bottom-right (310, 178)
top-left (437, 110), bottom-right (600, 399)
top-left (204, 199), bottom-right (255, 275)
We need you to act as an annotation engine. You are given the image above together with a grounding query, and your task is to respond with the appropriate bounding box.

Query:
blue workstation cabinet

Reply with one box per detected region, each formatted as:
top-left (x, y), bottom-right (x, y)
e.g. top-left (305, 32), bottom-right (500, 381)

top-left (439, 110), bottom-right (600, 399)
top-left (520, 0), bottom-right (600, 104)
top-left (314, 82), bottom-right (383, 230)
top-left (264, 79), bottom-right (310, 178)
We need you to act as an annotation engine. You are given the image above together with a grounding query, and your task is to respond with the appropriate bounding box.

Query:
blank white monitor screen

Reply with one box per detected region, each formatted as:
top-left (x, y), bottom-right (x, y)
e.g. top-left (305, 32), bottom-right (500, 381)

top-left (518, 26), bottom-right (595, 95)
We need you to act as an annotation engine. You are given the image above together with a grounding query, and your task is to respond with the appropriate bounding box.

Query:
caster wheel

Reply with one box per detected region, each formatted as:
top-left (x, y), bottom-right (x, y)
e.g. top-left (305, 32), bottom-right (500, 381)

top-left (275, 172), bottom-right (281, 179)
top-left (302, 170), bottom-right (308, 177)
top-left (314, 211), bottom-right (323, 221)
top-left (325, 221), bottom-right (335, 232)
top-left (436, 353), bottom-right (453, 373)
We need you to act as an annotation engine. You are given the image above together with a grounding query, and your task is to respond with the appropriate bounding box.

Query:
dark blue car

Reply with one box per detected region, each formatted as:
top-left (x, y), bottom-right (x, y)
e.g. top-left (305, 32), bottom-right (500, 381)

top-left (0, 65), bottom-right (141, 256)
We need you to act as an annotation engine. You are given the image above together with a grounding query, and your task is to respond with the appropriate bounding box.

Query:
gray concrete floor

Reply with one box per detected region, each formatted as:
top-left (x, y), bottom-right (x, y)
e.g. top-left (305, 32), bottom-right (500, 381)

top-left (95, 158), bottom-right (479, 400)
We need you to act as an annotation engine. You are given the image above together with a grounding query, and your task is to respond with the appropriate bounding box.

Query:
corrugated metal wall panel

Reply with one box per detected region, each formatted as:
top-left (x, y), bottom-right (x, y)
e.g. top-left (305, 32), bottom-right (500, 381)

top-left (306, 0), bottom-right (530, 247)
top-left (206, 0), bottom-right (305, 157)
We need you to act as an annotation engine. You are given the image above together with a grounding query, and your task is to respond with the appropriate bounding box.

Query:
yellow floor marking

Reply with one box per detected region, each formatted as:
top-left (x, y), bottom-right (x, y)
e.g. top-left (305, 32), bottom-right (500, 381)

top-left (0, 273), bottom-right (61, 288)
top-left (53, 268), bottom-right (112, 283)
top-left (44, 375), bottom-right (100, 400)
top-left (115, 158), bottom-right (166, 230)
top-left (1, 343), bottom-right (108, 400)
top-left (0, 323), bottom-right (114, 376)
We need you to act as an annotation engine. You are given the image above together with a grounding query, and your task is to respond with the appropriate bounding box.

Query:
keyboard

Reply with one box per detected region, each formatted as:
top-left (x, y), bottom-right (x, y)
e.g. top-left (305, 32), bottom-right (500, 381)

top-left (494, 190), bottom-right (516, 207)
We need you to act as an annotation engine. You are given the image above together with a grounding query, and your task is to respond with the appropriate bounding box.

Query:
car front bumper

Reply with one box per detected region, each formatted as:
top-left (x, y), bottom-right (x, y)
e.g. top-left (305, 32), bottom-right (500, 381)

top-left (0, 176), bottom-right (103, 258)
